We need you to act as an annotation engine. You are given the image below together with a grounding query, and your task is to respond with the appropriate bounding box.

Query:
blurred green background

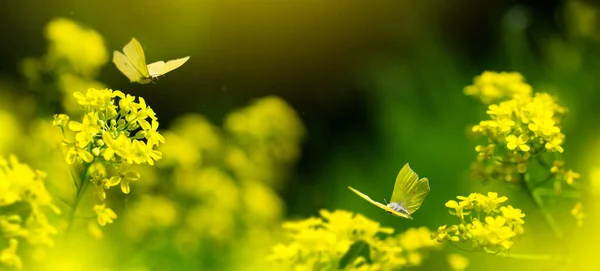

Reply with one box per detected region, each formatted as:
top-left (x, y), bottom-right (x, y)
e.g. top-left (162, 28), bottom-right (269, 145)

top-left (1, 0), bottom-right (600, 270)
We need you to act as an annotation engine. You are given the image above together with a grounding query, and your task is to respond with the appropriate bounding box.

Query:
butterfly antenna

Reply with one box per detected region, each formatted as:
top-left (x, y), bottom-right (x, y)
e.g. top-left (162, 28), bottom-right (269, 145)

top-left (384, 198), bottom-right (388, 204)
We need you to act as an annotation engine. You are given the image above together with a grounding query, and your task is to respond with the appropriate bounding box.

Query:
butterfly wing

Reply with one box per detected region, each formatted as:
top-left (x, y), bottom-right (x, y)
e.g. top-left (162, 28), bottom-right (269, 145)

top-left (147, 56), bottom-right (190, 78)
top-left (402, 177), bottom-right (430, 214)
top-left (390, 163), bottom-right (430, 214)
top-left (113, 51), bottom-right (144, 82)
top-left (348, 186), bottom-right (412, 219)
top-left (122, 38), bottom-right (150, 78)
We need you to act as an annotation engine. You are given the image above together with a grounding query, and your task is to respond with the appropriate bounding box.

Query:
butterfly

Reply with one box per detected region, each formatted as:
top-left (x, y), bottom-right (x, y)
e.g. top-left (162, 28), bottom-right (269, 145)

top-left (113, 38), bottom-right (190, 84)
top-left (348, 163), bottom-right (430, 220)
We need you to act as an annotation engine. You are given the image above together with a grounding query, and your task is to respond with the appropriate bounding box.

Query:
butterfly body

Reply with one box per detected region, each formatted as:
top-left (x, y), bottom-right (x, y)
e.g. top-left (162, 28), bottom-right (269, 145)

top-left (113, 38), bottom-right (190, 84)
top-left (386, 202), bottom-right (412, 219)
top-left (348, 163), bottom-right (430, 220)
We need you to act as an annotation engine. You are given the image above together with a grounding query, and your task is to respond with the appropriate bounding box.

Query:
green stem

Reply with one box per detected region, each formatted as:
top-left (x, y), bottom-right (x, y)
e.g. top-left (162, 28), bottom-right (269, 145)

top-left (522, 173), bottom-right (564, 239)
top-left (530, 173), bottom-right (553, 189)
top-left (448, 241), bottom-right (478, 252)
top-left (65, 164), bottom-right (92, 237)
top-left (535, 154), bottom-right (551, 169)
top-left (525, 154), bottom-right (566, 239)
top-left (68, 164), bottom-right (80, 190)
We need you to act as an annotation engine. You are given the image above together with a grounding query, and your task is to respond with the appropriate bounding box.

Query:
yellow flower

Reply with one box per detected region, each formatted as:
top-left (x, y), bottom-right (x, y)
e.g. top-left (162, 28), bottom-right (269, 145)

top-left (551, 160), bottom-right (564, 173)
top-left (44, 18), bottom-right (108, 76)
top-left (432, 225), bottom-right (450, 242)
top-left (271, 209), bottom-right (439, 270)
top-left (224, 96), bottom-right (305, 186)
top-left (464, 71), bottom-right (532, 104)
top-left (435, 193), bottom-right (523, 253)
top-left (145, 120), bottom-right (165, 147)
top-left (65, 146), bottom-right (94, 164)
top-left (486, 104), bottom-right (513, 116)
top-left (0, 156), bottom-right (58, 269)
top-left (482, 192), bottom-right (508, 213)
top-left (571, 201), bottom-right (585, 227)
top-left (467, 73), bottom-right (570, 187)
top-left (564, 169), bottom-right (581, 185)
top-left (122, 195), bottom-right (178, 241)
top-left (0, 239), bottom-right (22, 270)
top-left (73, 88), bottom-right (117, 112)
top-left (114, 164), bottom-right (140, 194)
top-left (545, 134), bottom-right (565, 153)
top-left (500, 205), bottom-right (525, 224)
top-left (52, 113), bottom-right (70, 128)
top-left (94, 204), bottom-right (117, 226)
top-left (398, 227), bottom-right (440, 251)
top-left (58, 88), bottom-right (163, 170)
top-left (475, 144), bottom-right (495, 161)
top-left (506, 134), bottom-right (530, 152)
top-left (447, 253), bottom-right (469, 271)
top-left (528, 117), bottom-right (560, 136)
top-left (445, 200), bottom-right (469, 219)
top-left (456, 194), bottom-right (477, 209)
top-left (68, 112), bottom-right (100, 148)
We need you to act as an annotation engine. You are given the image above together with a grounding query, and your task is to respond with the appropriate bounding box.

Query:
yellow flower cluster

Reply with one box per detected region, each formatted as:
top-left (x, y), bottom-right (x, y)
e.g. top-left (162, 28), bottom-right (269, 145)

top-left (53, 88), bottom-right (164, 230)
top-left (466, 72), bottom-right (581, 191)
top-left (433, 192), bottom-right (525, 253)
top-left (19, 18), bottom-right (107, 115)
top-left (117, 96), bottom-right (304, 270)
top-left (44, 18), bottom-right (108, 77)
top-left (0, 156), bottom-right (59, 270)
top-left (225, 96), bottom-right (305, 188)
top-left (269, 209), bottom-right (440, 270)
top-left (463, 71), bottom-right (532, 104)
top-left (472, 91), bottom-right (566, 154)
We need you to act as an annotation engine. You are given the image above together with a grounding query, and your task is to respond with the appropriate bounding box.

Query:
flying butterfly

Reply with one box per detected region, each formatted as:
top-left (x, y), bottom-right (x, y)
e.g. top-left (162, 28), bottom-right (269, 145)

top-left (113, 38), bottom-right (190, 84)
top-left (348, 163), bottom-right (430, 220)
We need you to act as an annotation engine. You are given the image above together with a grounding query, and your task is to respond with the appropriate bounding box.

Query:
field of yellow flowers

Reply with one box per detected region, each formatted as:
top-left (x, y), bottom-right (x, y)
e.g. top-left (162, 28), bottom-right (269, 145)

top-left (1, 1), bottom-right (600, 270)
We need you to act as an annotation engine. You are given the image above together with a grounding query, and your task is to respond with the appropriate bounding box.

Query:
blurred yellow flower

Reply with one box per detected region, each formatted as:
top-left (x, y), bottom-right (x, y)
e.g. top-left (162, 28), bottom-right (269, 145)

top-left (0, 156), bottom-right (59, 269)
top-left (0, 239), bottom-right (22, 270)
top-left (225, 96), bottom-right (305, 187)
top-left (157, 115), bottom-right (222, 168)
top-left (447, 253), bottom-right (469, 271)
top-left (113, 96), bottom-right (305, 270)
top-left (571, 201), bottom-right (585, 227)
top-left (94, 204), bottom-right (117, 226)
top-left (44, 18), bottom-right (108, 77)
top-left (564, 170), bottom-right (581, 185)
top-left (123, 195), bottom-right (178, 241)
top-left (464, 71), bottom-right (532, 104)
